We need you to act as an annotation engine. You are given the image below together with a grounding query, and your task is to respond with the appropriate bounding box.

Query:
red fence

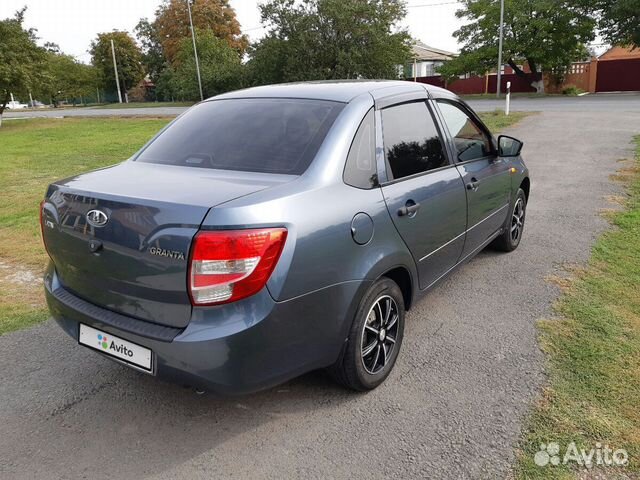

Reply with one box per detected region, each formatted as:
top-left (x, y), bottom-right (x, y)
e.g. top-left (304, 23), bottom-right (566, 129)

top-left (416, 73), bottom-right (540, 95)
top-left (596, 59), bottom-right (640, 92)
top-left (450, 76), bottom-right (486, 95)
top-left (416, 59), bottom-right (640, 95)
top-left (489, 73), bottom-right (540, 93)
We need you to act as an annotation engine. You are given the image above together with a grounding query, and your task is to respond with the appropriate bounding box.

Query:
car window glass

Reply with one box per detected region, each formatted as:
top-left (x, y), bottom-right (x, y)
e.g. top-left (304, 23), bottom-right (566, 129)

top-left (344, 109), bottom-right (376, 189)
top-left (381, 102), bottom-right (447, 180)
top-left (136, 99), bottom-right (344, 175)
top-left (437, 101), bottom-right (492, 162)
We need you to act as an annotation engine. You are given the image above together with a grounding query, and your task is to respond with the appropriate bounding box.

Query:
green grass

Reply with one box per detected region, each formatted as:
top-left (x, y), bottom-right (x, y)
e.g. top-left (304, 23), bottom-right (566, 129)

top-left (0, 118), bottom-right (171, 335)
top-left (93, 101), bottom-right (194, 109)
top-left (0, 111), bottom-right (528, 335)
top-left (515, 137), bottom-right (640, 478)
top-left (480, 110), bottom-right (533, 132)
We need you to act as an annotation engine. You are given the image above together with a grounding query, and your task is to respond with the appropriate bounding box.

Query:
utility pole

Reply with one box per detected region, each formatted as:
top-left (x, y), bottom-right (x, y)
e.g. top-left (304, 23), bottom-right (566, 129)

top-left (496, 0), bottom-right (505, 98)
top-left (187, 0), bottom-right (204, 101)
top-left (110, 39), bottom-right (123, 104)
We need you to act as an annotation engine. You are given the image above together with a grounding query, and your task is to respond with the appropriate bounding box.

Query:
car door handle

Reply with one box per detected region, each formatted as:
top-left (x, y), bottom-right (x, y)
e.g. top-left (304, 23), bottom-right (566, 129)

top-left (466, 178), bottom-right (479, 191)
top-left (398, 202), bottom-right (420, 217)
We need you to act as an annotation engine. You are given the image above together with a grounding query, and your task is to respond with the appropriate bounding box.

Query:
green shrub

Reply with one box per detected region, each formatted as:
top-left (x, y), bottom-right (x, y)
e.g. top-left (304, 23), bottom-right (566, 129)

top-left (562, 84), bottom-right (585, 96)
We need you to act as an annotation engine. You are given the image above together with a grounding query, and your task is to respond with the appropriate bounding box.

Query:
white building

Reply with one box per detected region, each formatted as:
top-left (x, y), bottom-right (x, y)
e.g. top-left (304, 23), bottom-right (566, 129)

top-left (404, 41), bottom-right (457, 79)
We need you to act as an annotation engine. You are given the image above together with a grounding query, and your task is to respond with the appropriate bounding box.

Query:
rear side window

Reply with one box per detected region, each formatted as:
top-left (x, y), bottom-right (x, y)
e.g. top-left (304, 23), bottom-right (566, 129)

top-left (136, 98), bottom-right (344, 175)
top-left (381, 102), bottom-right (447, 180)
top-left (437, 100), bottom-right (493, 162)
top-left (343, 109), bottom-right (376, 189)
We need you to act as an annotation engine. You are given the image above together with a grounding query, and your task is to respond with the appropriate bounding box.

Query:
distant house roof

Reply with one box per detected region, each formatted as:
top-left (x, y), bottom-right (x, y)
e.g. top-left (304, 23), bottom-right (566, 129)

top-left (411, 41), bottom-right (457, 61)
top-left (598, 45), bottom-right (640, 61)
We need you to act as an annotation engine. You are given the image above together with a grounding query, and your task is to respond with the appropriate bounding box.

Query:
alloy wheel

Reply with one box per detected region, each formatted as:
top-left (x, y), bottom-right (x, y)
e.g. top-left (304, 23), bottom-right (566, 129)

top-left (511, 198), bottom-right (525, 243)
top-left (361, 295), bottom-right (400, 375)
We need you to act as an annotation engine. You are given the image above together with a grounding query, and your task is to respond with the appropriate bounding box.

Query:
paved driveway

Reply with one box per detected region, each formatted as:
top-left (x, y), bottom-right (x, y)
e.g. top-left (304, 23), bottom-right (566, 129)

top-left (1, 108), bottom-right (639, 479)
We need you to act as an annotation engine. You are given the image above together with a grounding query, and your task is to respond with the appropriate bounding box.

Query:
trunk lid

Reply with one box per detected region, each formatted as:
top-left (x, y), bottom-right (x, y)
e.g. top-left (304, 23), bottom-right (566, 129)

top-left (42, 161), bottom-right (294, 328)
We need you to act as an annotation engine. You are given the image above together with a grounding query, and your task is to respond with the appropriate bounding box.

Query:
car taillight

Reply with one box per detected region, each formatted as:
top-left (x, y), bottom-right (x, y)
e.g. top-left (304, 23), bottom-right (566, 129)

top-left (189, 228), bottom-right (288, 306)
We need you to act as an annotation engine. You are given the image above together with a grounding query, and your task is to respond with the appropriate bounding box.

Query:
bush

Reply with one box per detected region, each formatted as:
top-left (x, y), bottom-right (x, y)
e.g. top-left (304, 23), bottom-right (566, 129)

top-left (562, 85), bottom-right (585, 96)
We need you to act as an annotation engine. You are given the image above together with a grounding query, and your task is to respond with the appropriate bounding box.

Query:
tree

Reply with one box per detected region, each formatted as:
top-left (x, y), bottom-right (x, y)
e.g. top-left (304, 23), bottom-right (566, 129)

top-left (167, 28), bottom-right (243, 100)
top-left (245, 37), bottom-right (289, 86)
top-left (39, 53), bottom-right (97, 106)
top-left (439, 0), bottom-right (596, 92)
top-left (90, 31), bottom-right (144, 98)
top-left (135, 18), bottom-right (167, 98)
top-left (155, 0), bottom-right (248, 64)
top-left (594, 0), bottom-right (640, 48)
top-left (247, 0), bottom-right (411, 85)
top-left (0, 8), bottom-right (48, 125)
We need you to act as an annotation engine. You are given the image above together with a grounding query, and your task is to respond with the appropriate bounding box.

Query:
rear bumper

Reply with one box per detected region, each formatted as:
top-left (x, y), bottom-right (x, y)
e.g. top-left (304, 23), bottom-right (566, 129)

top-left (45, 264), bottom-right (369, 394)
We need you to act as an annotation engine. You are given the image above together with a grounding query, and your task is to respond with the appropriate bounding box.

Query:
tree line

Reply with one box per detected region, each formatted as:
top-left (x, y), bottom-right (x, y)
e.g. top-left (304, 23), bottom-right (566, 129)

top-left (1, 0), bottom-right (638, 119)
top-left (440, 0), bottom-right (639, 90)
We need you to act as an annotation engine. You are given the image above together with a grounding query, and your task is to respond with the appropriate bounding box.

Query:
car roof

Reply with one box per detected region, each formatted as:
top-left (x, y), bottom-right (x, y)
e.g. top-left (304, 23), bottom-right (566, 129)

top-left (210, 80), bottom-right (454, 104)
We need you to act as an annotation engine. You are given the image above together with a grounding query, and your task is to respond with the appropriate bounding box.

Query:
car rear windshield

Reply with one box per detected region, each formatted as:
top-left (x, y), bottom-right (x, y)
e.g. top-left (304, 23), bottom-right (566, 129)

top-left (135, 98), bottom-right (345, 175)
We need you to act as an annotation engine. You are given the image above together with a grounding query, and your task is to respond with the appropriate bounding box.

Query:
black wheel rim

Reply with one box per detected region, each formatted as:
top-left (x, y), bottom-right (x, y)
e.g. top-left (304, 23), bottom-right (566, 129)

top-left (361, 295), bottom-right (399, 375)
top-left (510, 198), bottom-right (525, 243)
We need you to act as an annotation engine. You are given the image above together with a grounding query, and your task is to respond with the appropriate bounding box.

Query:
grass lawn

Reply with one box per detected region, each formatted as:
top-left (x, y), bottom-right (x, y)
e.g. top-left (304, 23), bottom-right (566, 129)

top-left (480, 110), bottom-right (533, 132)
top-left (515, 137), bottom-right (640, 478)
top-left (93, 101), bottom-right (194, 109)
top-left (0, 117), bottom-right (170, 334)
top-left (0, 111), bottom-right (528, 335)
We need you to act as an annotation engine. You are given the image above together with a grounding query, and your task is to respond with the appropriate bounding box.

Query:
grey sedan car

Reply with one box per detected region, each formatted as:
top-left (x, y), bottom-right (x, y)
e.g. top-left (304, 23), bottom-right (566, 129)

top-left (41, 81), bottom-right (529, 393)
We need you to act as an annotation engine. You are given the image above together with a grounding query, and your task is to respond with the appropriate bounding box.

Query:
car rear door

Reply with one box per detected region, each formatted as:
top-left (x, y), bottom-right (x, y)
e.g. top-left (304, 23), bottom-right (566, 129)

top-left (434, 99), bottom-right (512, 258)
top-left (378, 100), bottom-right (467, 290)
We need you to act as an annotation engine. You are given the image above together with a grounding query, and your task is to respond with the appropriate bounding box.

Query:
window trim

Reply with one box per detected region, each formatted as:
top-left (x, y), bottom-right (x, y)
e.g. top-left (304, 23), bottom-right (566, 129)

top-left (435, 99), bottom-right (498, 164)
top-left (379, 162), bottom-right (457, 188)
top-left (378, 99), bottom-right (454, 186)
top-left (342, 107), bottom-right (377, 190)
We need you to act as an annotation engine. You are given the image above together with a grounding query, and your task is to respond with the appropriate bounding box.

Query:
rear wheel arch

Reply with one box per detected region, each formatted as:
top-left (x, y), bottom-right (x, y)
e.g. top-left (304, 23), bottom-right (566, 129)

top-left (380, 266), bottom-right (413, 311)
top-left (519, 177), bottom-right (530, 201)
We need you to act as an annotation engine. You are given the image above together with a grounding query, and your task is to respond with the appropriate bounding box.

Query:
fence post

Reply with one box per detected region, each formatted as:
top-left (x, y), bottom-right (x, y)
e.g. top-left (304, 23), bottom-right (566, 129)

top-left (505, 81), bottom-right (511, 115)
top-left (588, 57), bottom-right (598, 93)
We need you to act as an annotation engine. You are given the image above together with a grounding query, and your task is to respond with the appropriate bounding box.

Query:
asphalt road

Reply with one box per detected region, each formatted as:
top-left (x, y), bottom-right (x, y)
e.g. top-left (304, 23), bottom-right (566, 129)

top-left (1, 109), bottom-right (639, 479)
top-left (4, 92), bottom-right (640, 118)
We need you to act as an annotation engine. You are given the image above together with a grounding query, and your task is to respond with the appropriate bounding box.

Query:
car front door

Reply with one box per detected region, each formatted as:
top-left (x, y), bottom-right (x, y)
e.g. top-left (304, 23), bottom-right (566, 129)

top-left (379, 101), bottom-right (467, 290)
top-left (435, 100), bottom-right (512, 258)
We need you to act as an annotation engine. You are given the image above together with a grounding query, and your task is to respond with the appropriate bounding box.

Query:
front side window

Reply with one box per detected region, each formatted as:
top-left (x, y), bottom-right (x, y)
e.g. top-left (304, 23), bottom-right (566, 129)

top-left (437, 101), bottom-right (493, 162)
top-left (136, 98), bottom-right (344, 175)
top-left (381, 102), bottom-right (448, 180)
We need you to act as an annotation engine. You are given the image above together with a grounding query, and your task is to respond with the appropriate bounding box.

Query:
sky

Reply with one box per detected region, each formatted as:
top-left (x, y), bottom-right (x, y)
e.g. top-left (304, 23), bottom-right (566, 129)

top-left (0, 0), bottom-right (465, 63)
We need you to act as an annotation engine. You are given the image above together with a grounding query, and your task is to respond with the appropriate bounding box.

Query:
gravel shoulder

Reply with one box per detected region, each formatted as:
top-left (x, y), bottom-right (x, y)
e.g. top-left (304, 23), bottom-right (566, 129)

top-left (1, 109), bottom-right (638, 479)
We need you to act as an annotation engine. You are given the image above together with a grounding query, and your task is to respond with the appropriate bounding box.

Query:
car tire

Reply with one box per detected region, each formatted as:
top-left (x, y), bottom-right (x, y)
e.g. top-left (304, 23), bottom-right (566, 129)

top-left (492, 188), bottom-right (527, 252)
top-left (329, 277), bottom-right (405, 391)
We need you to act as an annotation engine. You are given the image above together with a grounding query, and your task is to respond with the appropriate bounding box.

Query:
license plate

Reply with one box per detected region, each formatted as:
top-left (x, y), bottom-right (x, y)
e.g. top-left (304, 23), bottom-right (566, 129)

top-left (79, 324), bottom-right (153, 372)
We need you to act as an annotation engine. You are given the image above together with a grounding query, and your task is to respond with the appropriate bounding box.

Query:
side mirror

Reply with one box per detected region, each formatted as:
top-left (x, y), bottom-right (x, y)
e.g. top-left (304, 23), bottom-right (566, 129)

top-left (498, 135), bottom-right (524, 157)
